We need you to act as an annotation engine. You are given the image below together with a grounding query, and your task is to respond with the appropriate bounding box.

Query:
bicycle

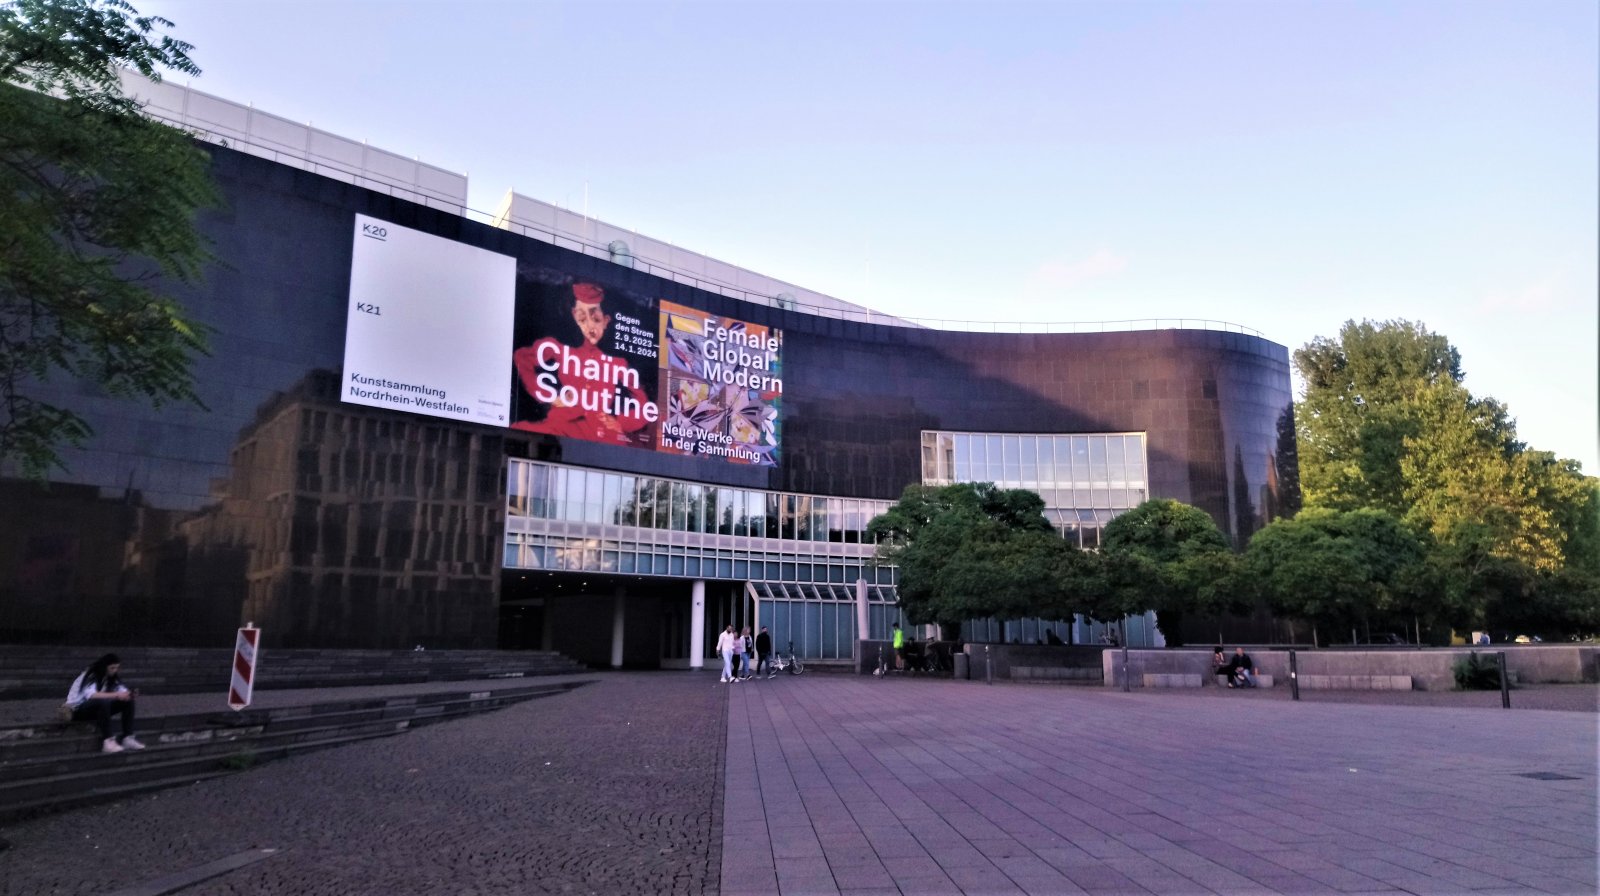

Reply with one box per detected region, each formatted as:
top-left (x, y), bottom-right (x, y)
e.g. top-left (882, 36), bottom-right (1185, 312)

top-left (874, 641), bottom-right (949, 677)
top-left (767, 641), bottom-right (804, 676)
top-left (871, 642), bottom-right (909, 676)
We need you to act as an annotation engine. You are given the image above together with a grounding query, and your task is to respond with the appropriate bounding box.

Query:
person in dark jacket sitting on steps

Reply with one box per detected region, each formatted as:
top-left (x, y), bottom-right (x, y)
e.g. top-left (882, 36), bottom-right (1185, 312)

top-left (66, 654), bottom-right (145, 753)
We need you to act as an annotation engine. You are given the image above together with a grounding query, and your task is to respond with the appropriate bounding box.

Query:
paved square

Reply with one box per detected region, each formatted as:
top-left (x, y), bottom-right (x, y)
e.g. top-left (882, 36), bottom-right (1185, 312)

top-left (722, 678), bottom-right (1597, 895)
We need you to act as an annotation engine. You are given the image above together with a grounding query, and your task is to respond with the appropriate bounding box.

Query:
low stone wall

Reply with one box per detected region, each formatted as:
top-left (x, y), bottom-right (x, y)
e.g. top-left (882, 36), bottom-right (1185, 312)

top-left (1101, 645), bottom-right (1600, 691)
top-left (959, 644), bottom-right (1106, 681)
top-left (1144, 673), bottom-right (1278, 688)
top-left (1299, 674), bottom-right (1411, 690)
top-left (1014, 666), bottom-right (1101, 682)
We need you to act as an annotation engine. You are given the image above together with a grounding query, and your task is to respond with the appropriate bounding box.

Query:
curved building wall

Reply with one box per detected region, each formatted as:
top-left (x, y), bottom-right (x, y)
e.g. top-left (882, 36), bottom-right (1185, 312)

top-left (0, 146), bottom-right (1297, 650)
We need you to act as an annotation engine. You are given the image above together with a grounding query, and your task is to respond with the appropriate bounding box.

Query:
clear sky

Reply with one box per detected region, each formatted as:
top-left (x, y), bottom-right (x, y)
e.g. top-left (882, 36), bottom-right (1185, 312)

top-left (152, 0), bottom-right (1598, 473)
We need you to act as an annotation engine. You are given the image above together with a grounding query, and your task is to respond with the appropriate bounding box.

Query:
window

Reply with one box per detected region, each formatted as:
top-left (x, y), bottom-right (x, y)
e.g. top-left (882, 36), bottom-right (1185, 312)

top-left (919, 431), bottom-right (1149, 537)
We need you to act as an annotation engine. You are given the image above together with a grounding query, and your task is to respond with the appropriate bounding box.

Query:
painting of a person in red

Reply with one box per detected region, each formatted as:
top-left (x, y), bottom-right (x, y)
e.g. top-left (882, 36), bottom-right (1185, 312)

top-left (511, 282), bottom-right (653, 445)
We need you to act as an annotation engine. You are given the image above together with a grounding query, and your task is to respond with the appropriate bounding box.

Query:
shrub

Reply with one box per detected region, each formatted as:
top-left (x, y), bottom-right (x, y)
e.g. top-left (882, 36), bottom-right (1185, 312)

top-left (1452, 651), bottom-right (1506, 690)
top-left (218, 750), bottom-right (258, 771)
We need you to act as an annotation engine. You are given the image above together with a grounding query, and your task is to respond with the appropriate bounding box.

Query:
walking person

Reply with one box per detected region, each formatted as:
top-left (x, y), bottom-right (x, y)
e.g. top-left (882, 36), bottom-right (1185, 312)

top-left (66, 654), bottom-right (145, 754)
top-left (892, 622), bottom-right (905, 671)
top-left (716, 624), bottom-right (738, 683)
top-left (738, 627), bottom-right (755, 680)
top-left (731, 626), bottom-right (748, 681)
top-left (755, 626), bottom-right (773, 679)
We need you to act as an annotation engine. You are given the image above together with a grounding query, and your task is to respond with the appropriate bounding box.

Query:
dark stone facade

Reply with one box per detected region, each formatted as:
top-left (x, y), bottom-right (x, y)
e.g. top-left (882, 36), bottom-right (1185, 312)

top-left (0, 146), bottom-right (1297, 648)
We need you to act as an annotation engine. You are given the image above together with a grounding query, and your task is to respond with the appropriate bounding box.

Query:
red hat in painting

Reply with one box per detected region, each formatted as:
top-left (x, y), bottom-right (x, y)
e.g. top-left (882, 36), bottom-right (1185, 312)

top-left (573, 283), bottom-right (604, 305)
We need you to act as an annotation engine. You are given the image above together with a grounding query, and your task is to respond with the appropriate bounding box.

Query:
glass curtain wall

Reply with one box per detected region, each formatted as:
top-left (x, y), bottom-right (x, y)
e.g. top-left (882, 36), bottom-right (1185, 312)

top-left (504, 459), bottom-right (900, 658)
top-left (920, 430), bottom-right (1162, 647)
top-left (921, 431), bottom-right (1148, 548)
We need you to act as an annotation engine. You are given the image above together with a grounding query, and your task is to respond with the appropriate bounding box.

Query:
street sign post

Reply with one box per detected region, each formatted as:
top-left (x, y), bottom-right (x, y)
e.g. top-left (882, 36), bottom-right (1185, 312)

top-left (229, 623), bottom-right (260, 711)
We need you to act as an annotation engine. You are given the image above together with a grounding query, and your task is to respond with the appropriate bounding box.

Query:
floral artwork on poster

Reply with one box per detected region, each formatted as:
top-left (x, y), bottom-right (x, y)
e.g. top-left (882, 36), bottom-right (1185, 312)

top-left (657, 301), bottom-right (782, 466)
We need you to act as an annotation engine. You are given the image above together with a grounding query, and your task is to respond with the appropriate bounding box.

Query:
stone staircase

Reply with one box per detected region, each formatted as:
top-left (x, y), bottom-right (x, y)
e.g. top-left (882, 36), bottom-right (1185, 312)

top-left (0, 680), bottom-right (589, 824)
top-left (0, 647), bottom-right (588, 700)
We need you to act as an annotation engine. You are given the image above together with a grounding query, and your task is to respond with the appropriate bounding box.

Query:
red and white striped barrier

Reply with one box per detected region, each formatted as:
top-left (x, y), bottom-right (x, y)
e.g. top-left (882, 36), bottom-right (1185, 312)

top-left (229, 624), bottom-right (261, 710)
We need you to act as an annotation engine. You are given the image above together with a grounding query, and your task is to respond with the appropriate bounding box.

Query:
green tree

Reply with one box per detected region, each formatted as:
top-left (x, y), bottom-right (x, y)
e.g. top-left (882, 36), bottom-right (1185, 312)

top-left (1398, 383), bottom-right (1564, 571)
top-left (1293, 319), bottom-right (1599, 638)
top-left (868, 482), bottom-right (1084, 636)
top-left (1488, 568), bottom-right (1600, 641)
top-left (1294, 319), bottom-right (1463, 515)
top-left (1245, 508), bottom-right (1428, 645)
top-left (1098, 498), bottom-right (1240, 647)
top-left (1, 0), bottom-right (216, 476)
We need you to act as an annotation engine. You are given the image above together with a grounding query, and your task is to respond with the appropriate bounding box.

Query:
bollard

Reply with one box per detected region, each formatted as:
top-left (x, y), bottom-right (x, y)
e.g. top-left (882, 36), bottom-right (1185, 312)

top-left (1497, 651), bottom-right (1510, 709)
top-left (1289, 649), bottom-right (1300, 701)
top-left (985, 645), bottom-right (992, 685)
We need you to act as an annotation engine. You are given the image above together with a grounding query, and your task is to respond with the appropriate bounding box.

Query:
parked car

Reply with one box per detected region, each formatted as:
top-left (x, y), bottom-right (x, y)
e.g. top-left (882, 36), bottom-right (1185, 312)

top-left (1364, 633), bottom-right (1408, 646)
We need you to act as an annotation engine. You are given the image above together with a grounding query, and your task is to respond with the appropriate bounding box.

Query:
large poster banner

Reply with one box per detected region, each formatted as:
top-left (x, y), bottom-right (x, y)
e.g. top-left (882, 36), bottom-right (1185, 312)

top-left (658, 301), bottom-right (782, 466)
top-left (345, 219), bottom-right (782, 467)
top-left (342, 215), bottom-right (515, 426)
top-left (510, 272), bottom-right (662, 449)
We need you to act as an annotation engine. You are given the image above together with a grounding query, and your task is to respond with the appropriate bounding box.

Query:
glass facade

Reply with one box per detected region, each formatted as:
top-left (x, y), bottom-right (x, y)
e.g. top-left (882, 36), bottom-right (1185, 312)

top-left (504, 459), bottom-right (900, 658)
top-left (920, 430), bottom-right (1148, 548)
top-left (0, 140), bottom-right (1297, 655)
top-left (921, 430), bottom-right (1162, 647)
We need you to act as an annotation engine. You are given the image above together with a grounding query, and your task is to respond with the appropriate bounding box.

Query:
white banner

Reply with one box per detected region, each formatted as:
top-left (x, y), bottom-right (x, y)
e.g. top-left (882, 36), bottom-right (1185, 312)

top-left (343, 215), bottom-right (516, 426)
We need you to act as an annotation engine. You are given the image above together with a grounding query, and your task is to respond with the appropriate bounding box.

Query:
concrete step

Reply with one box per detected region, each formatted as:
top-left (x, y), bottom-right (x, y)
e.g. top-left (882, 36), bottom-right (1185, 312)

top-left (0, 647), bottom-right (588, 699)
top-left (0, 681), bottom-right (588, 823)
top-left (1011, 666), bottom-right (1103, 681)
top-left (1, 716), bottom-right (413, 807)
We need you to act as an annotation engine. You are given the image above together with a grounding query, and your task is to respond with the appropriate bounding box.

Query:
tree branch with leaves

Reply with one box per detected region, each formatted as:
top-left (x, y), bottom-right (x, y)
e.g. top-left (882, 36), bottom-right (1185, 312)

top-left (0, 0), bottom-right (216, 477)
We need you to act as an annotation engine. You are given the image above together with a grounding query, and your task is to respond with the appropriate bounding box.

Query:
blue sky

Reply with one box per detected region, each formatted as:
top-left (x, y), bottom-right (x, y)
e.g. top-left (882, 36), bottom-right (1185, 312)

top-left (154, 0), bottom-right (1598, 473)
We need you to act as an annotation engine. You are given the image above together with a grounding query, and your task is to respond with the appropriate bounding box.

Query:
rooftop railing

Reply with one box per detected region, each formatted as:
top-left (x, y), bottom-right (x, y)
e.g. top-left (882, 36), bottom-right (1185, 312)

top-left (150, 103), bottom-right (1264, 340)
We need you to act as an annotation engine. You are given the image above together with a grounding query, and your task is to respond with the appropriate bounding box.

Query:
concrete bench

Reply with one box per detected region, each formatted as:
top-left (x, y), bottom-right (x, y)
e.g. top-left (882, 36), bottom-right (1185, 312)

top-left (1143, 673), bottom-right (1203, 688)
top-left (1207, 671), bottom-right (1275, 687)
top-left (1011, 666), bottom-right (1101, 682)
top-left (1298, 674), bottom-right (1412, 690)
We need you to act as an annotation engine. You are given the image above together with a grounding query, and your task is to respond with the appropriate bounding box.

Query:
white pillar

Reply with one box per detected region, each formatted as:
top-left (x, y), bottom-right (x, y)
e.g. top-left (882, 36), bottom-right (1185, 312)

top-left (689, 580), bottom-right (706, 670)
top-left (855, 578), bottom-right (869, 660)
top-left (610, 588), bottom-right (625, 669)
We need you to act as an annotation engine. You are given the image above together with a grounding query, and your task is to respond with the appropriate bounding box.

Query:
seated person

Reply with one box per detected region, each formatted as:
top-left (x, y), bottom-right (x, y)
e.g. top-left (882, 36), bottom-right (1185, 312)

top-left (1212, 647), bottom-right (1229, 683)
top-left (66, 653), bottom-right (145, 753)
top-left (1225, 647), bottom-right (1258, 688)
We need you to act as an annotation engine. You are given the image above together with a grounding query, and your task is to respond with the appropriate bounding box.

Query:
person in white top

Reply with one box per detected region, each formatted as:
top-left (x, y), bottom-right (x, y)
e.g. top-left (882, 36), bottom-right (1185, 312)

top-left (66, 653), bottom-right (145, 753)
top-left (738, 627), bottom-right (755, 681)
top-left (715, 625), bottom-right (738, 683)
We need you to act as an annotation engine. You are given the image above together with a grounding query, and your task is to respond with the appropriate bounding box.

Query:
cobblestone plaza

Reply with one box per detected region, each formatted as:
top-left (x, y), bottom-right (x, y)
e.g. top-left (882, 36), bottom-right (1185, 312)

top-left (1, 674), bottom-right (1593, 895)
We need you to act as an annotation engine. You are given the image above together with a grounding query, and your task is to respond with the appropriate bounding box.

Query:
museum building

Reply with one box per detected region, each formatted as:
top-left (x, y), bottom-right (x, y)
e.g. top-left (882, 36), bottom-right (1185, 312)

top-left (0, 79), bottom-right (1298, 667)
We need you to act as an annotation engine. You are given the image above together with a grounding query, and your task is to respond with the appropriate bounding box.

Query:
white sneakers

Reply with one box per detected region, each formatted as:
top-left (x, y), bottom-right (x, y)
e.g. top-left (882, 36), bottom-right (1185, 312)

top-left (101, 736), bottom-right (146, 754)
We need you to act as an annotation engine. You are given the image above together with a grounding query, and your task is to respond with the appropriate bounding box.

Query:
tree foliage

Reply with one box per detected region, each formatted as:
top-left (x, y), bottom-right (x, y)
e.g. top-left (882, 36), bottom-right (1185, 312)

top-left (1098, 498), bottom-right (1240, 646)
top-left (0, 0), bottom-right (216, 476)
top-left (1292, 319), bottom-right (1598, 639)
top-left (1244, 507), bottom-right (1427, 644)
top-left (1294, 319), bottom-right (1464, 515)
top-left (868, 482), bottom-right (1089, 632)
